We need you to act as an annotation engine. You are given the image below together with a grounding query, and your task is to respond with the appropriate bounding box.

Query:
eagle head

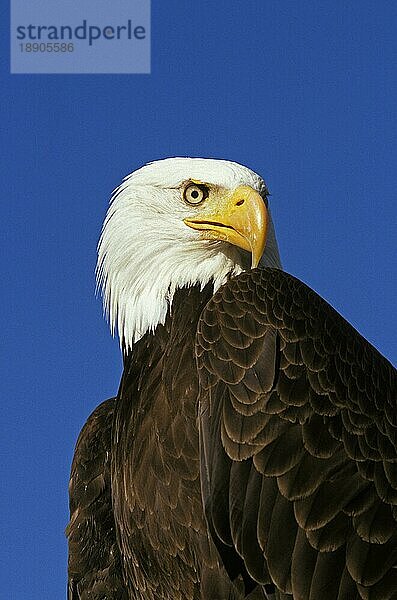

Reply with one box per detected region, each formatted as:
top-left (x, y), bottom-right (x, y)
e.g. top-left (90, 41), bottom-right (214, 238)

top-left (97, 157), bottom-right (281, 349)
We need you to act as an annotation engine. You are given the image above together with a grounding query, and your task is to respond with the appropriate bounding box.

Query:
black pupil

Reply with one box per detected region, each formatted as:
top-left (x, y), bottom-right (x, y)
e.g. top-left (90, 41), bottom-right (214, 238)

top-left (191, 189), bottom-right (199, 199)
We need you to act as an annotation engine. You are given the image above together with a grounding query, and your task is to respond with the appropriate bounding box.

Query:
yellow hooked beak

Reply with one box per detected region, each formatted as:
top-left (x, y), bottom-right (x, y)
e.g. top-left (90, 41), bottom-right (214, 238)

top-left (183, 185), bottom-right (268, 268)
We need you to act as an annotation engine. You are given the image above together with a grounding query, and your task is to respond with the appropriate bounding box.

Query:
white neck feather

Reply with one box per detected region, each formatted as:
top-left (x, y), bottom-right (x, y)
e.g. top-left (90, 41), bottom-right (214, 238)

top-left (96, 158), bottom-right (281, 351)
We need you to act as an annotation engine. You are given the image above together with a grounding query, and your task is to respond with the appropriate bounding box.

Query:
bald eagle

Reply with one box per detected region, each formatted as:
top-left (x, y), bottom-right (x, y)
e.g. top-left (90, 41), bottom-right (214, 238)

top-left (67, 158), bottom-right (396, 600)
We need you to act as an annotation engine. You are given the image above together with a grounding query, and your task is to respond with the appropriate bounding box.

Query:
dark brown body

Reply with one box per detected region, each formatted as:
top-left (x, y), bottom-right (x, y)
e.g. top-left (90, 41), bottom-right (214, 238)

top-left (111, 284), bottom-right (240, 599)
top-left (67, 284), bottom-right (265, 599)
top-left (68, 269), bottom-right (397, 599)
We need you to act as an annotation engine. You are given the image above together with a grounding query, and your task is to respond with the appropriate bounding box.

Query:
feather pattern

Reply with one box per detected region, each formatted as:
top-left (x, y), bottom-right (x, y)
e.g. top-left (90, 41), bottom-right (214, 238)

top-left (197, 268), bottom-right (397, 599)
top-left (66, 399), bottom-right (128, 599)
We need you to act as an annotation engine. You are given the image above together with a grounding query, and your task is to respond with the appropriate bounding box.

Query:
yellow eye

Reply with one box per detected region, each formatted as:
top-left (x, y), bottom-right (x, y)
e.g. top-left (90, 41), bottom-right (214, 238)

top-left (183, 183), bottom-right (209, 205)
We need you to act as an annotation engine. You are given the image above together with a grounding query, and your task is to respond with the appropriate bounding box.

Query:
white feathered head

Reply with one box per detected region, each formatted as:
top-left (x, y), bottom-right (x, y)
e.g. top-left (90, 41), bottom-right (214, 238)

top-left (97, 157), bottom-right (281, 350)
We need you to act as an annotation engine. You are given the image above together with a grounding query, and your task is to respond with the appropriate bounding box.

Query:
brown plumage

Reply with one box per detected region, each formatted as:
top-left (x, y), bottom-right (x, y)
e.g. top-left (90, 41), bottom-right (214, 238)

top-left (67, 158), bottom-right (396, 599)
top-left (67, 269), bottom-right (396, 599)
top-left (198, 269), bottom-right (397, 599)
top-left (68, 285), bottom-right (267, 600)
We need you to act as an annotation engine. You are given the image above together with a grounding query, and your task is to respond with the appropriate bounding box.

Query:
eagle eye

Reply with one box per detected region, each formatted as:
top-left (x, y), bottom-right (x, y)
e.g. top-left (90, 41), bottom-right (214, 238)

top-left (183, 183), bottom-right (209, 205)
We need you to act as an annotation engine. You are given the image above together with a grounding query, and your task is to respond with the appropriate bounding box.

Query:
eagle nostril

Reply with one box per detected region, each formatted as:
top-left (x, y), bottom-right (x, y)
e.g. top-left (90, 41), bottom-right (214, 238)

top-left (235, 199), bottom-right (245, 206)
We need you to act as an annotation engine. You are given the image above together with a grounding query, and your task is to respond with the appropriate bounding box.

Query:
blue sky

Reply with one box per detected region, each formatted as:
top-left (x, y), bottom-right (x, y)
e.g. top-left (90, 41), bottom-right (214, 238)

top-left (1, 1), bottom-right (396, 598)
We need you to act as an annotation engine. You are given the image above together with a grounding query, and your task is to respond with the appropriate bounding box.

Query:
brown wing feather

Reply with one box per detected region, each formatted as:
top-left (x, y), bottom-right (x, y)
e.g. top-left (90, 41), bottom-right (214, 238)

top-left (197, 268), bottom-right (397, 600)
top-left (66, 398), bottom-right (127, 599)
